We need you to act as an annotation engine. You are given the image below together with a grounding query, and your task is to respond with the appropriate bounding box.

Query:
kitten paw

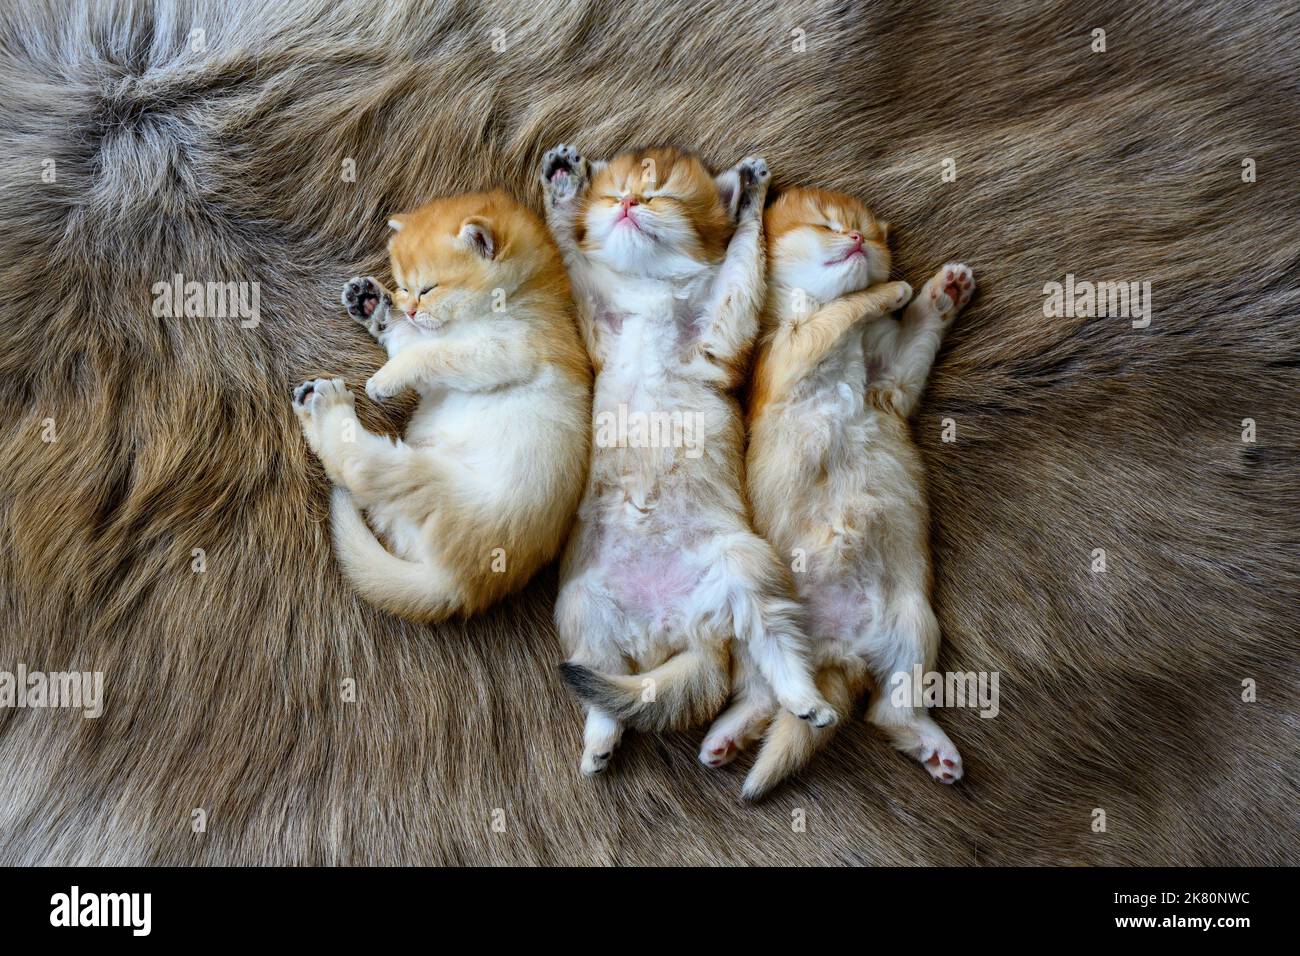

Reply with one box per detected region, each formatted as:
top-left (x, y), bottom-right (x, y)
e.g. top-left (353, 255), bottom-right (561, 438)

top-left (883, 280), bottom-right (913, 311)
top-left (342, 276), bottom-right (389, 336)
top-left (541, 143), bottom-right (589, 202)
top-left (365, 372), bottom-right (399, 403)
top-left (736, 155), bottom-right (771, 214)
top-left (926, 263), bottom-right (975, 320)
top-left (699, 732), bottom-right (741, 768)
top-left (580, 748), bottom-right (614, 776)
top-left (919, 739), bottom-right (964, 784)
top-left (292, 380), bottom-right (317, 407)
top-left (794, 700), bottom-right (838, 729)
top-left (293, 378), bottom-right (352, 426)
top-left (298, 377), bottom-right (351, 407)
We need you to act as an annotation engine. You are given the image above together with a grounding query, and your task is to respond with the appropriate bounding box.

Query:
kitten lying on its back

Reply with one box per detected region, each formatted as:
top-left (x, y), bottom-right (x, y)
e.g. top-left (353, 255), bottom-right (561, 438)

top-left (705, 186), bottom-right (974, 798)
top-left (293, 191), bottom-right (590, 621)
top-left (540, 145), bottom-right (834, 777)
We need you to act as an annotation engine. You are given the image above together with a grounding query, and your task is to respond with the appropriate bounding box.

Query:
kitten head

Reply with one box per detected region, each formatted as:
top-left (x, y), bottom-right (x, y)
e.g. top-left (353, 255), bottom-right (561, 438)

top-left (765, 187), bottom-right (891, 305)
top-left (579, 147), bottom-right (733, 276)
top-left (386, 190), bottom-right (555, 324)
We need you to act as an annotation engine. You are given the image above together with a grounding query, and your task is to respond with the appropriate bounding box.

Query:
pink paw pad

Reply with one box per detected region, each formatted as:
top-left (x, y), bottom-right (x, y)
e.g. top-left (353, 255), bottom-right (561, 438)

top-left (701, 736), bottom-right (737, 768)
top-left (920, 744), bottom-right (963, 784)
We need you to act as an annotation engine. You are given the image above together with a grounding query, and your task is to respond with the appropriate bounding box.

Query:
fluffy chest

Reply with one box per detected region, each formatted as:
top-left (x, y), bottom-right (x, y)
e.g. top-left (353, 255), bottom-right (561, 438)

top-left (784, 334), bottom-right (871, 434)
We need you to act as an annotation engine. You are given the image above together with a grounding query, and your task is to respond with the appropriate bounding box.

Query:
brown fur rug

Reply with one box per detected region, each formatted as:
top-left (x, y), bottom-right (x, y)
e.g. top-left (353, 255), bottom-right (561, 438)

top-left (1, 0), bottom-right (1296, 865)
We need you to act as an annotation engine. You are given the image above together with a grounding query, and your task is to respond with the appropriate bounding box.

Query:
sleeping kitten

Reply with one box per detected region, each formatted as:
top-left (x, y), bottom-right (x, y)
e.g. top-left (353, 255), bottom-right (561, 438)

top-left (540, 144), bottom-right (835, 776)
top-left (292, 190), bottom-right (590, 621)
top-left (706, 186), bottom-right (974, 799)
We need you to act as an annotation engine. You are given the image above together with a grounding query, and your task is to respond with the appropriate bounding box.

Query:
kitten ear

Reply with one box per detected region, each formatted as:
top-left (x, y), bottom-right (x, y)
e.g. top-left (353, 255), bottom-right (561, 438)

top-left (459, 216), bottom-right (496, 259)
top-left (715, 168), bottom-right (743, 222)
top-left (387, 214), bottom-right (407, 232)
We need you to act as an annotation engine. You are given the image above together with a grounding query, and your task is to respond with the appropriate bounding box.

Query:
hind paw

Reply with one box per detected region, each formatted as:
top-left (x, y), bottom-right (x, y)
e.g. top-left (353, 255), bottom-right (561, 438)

top-left (581, 749), bottom-right (614, 776)
top-left (293, 377), bottom-right (352, 417)
top-left (699, 733), bottom-right (741, 768)
top-left (920, 741), bottom-right (964, 784)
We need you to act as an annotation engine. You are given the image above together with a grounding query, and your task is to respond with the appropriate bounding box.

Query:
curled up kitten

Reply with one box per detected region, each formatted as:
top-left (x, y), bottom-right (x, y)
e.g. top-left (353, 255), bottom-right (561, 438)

top-left (540, 144), bottom-right (834, 777)
top-left (292, 191), bottom-right (591, 621)
top-left (706, 186), bottom-right (975, 799)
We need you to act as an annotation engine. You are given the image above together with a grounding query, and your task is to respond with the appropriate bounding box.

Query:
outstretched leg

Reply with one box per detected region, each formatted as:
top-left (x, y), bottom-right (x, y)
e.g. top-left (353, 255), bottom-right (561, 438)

top-left (539, 143), bottom-right (593, 261)
top-left (707, 533), bottom-right (836, 727)
top-left (859, 591), bottom-right (963, 783)
top-left (689, 156), bottom-right (771, 384)
top-left (874, 263), bottom-right (975, 417)
top-left (555, 576), bottom-right (630, 776)
top-left (699, 647), bottom-right (777, 767)
top-left (540, 143), bottom-right (614, 366)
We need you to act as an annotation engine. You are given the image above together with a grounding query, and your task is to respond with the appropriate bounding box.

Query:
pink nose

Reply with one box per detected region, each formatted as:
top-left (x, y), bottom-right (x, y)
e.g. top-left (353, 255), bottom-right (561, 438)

top-left (620, 196), bottom-right (639, 212)
top-left (406, 309), bottom-right (417, 318)
top-left (849, 231), bottom-right (863, 243)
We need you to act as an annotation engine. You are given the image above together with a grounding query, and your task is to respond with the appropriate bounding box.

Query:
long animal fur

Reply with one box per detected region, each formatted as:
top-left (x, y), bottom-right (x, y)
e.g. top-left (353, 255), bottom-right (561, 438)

top-left (0, 0), bottom-right (1296, 864)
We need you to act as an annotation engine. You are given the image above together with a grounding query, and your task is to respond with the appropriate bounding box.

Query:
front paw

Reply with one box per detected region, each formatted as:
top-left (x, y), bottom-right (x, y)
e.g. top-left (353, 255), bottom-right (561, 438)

top-left (736, 155), bottom-right (771, 215)
top-left (365, 372), bottom-right (400, 403)
top-left (342, 276), bottom-right (389, 333)
top-left (541, 143), bottom-right (589, 202)
top-left (882, 280), bottom-right (914, 312)
top-left (926, 263), bottom-right (975, 320)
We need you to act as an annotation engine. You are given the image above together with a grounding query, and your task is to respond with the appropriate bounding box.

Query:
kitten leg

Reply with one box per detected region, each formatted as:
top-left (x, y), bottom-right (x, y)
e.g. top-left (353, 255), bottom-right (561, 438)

top-left (292, 378), bottom-right (413, 501)
top-left (878, 263), bottom-right (975, 417)
top-left (540, 144), bottom-right (613, 365)
top-left (690, 157), bottom-right (771, 383)
top-left (580, 704), bottom-right (625, 777)
top-left (365, 337), bottom-right (537, 401)
top-left (556, 579), bottom-right (629, 776)
top-left (763, 281), bottom-right (913, 402)
top-left (712, 533), bottom-right (836, 727)
top-left (859, 593), bottom-right (963, 783)
top-left (341, 276), bottom-right (393, 341)
top-left (539, 143), bottom-right (592, 260)
top-left (700, 652), bottom-right (777, 768)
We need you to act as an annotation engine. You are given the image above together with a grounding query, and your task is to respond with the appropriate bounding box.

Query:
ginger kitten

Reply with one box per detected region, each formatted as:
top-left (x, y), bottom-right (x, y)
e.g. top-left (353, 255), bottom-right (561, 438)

top-left (292, 190), bottom-right (590, 621)
top-left (707, 186), bottom-right (975, 798)
top-left (540, 145), bottom-right (834, 776)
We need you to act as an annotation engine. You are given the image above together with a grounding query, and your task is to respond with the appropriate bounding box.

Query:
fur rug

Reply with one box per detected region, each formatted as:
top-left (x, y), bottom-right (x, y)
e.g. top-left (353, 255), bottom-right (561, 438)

top-left (1, 0), bottom-right (1296, 865)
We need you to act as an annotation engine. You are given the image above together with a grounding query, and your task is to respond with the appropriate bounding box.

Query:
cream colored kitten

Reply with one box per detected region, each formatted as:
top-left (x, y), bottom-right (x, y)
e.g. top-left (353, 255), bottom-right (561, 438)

top-left (293, 191), bottom-right (590, 621)
top-left (705, 186), bottom-right (974, 799)
top-left (540, 145), bottom-right (834, 777)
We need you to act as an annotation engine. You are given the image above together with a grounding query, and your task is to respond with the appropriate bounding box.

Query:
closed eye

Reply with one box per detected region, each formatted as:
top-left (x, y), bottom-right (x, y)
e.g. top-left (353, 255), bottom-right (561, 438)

top-left (419, 285), bottom-right (435, 296)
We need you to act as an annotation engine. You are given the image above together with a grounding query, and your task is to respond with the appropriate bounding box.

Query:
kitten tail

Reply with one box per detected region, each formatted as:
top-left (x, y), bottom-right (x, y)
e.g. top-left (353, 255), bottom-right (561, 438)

top-left (560, 646), bottom-right (729, 732)
top-left (330, 488), bottom-right (463, 622)
top-left (741, 665), bottom-right (857, 801)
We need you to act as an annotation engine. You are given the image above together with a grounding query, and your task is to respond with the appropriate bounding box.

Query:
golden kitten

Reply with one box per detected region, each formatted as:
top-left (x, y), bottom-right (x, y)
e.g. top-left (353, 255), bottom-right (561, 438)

top-left (293, 191), bottom-right (590, 621)
top-left (707, 186), bottom-right (974, 798)
top-left (540, 145), bottom-right (834, 777)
